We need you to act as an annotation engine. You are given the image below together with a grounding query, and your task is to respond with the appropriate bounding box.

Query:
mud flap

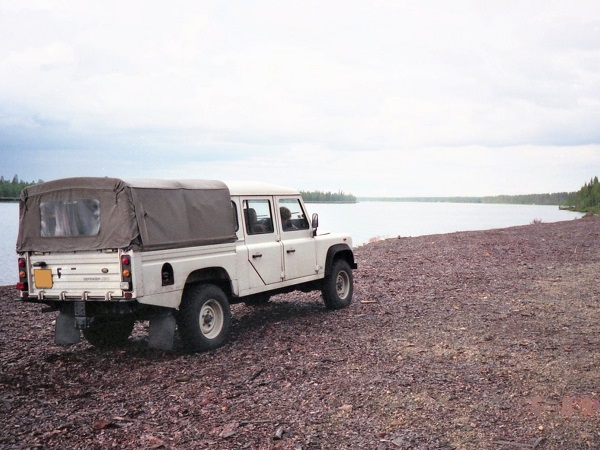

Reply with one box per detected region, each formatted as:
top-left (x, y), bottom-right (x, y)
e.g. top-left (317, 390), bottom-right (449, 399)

top-left (148, 312), bottom-right (176, 350)
top-left (55, 309), bottom-right (81, 345)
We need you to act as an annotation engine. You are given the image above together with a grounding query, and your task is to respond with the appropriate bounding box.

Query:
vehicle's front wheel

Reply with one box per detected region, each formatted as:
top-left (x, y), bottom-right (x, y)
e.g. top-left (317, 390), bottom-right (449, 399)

top-left (178, 284), bottom-right (231, 351)
top-left (322, 259), bottom-right (354, 310)
top-left (83, 317), bottom-right (135, 348)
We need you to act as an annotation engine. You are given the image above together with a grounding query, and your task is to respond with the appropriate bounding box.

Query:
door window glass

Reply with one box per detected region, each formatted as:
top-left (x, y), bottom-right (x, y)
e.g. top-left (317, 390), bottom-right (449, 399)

top-left (243, 199), bottom-right (274, 235)
top-left (279, 198), bottom-right (309, 231)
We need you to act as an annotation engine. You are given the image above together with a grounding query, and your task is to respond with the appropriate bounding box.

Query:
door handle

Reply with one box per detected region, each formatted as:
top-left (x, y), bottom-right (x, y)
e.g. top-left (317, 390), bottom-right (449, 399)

top-left (252, 253), bottom-right (263, 258)
top-left (286, 249), bottom-right (296, 254)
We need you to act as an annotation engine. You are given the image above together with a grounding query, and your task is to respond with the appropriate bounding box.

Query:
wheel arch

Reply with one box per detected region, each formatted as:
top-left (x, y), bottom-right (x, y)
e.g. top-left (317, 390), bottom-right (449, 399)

top-left (324, 244), bottom-right (357, 277)
top-left (183, 267), bottom-right (233, 300)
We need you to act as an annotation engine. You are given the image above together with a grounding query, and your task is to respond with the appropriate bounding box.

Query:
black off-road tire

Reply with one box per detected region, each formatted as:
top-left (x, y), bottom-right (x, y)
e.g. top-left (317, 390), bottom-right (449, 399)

top-left (178, 284), bottom-right (231, 351)
top-left (322, 259), bottom-right (354, 310)
top-left (83, 317), bottom-right (135, 348)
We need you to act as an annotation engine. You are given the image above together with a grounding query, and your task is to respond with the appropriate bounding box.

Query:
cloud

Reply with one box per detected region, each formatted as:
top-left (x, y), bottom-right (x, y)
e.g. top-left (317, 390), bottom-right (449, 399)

top-left (0, 0), bottom-right (599, 195)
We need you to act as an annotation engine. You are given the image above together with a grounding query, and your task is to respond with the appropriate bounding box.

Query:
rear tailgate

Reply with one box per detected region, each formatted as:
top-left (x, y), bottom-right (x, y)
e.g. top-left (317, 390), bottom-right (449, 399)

top-left (29, 252), bottom-right (123, 299)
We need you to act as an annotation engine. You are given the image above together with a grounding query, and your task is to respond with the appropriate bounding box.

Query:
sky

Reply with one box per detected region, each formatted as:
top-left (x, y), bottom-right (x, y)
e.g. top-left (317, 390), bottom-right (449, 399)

top-left (1, 0), bottom-right (599, 197)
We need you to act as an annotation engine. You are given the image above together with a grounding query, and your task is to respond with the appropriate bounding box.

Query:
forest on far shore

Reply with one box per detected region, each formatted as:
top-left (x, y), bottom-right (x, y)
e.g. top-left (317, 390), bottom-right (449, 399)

top-left (0, 175), bottom-right (42, 200)
top-left (359, 192), bottom-right (572, 205)
top-left (300, 190), bottom-right (357, 203)
top-left (564, 176), bottom-right (600, 213)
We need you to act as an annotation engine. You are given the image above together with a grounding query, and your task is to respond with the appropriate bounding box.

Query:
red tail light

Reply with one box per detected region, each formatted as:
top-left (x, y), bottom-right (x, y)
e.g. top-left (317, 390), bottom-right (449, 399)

top-left (17, 258), bottom-right (28, 291)
top-left (120, 254), bottom-right (132, 293)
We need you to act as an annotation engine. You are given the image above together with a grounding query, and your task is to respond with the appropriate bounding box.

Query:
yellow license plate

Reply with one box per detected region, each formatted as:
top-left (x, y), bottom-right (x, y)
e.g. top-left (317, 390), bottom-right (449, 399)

top-left (34, 269), bottom-right (53, 289)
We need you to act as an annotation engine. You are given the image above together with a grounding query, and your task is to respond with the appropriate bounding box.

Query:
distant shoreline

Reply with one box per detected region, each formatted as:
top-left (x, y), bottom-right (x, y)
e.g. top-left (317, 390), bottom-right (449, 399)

top-left (357, 195), bottom-right (568, 207)
top-left (304, 201), bottom-right (357, 204)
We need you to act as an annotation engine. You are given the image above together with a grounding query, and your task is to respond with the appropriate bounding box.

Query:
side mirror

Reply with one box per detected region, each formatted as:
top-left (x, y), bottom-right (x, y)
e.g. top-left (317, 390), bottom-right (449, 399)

top-left (311, 213), bottom-right (319, 236)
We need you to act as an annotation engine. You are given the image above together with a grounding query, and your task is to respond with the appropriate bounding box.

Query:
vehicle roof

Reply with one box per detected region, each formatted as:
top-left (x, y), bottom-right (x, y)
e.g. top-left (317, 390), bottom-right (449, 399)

top-left (224, 181), bottom-right (300, 196)
top-left (123, 178), bottom-right (227, 190)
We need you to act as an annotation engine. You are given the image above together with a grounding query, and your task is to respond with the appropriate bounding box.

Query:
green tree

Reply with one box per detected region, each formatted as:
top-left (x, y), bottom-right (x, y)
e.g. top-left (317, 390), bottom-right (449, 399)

top-left (300, 190), bottom-right (357, 203)
top-left (0, 175), bottom-right (41, 200)
top-left (570, 176), bottom-right (600, 212)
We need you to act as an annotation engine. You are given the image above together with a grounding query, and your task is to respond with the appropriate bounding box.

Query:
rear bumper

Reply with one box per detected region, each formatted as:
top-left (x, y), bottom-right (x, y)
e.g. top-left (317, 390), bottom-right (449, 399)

top-left (20, 290), bottom-right (131, 302)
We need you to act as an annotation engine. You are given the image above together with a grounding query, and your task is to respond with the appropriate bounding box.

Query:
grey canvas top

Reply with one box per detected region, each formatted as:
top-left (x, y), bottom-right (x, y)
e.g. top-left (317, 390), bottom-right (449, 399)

top-left (17, 177), bottom-right (237, 252)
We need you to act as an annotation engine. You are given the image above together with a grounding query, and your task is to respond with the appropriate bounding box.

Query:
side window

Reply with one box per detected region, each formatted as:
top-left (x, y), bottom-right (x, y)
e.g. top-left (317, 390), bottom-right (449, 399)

top-left (279, 198), bottom-right (309, 232)
top-left (243, 199), bottom-right (274, 235)
top-left (231, 201), bottom-right (239, 232)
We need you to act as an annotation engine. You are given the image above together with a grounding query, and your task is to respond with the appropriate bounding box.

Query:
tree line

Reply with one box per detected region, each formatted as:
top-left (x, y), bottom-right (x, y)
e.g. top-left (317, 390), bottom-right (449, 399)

top-left (300, 190), bottom-right (357, 203)
top-left (482, 192), bottom-right (573, 205)
top-left (359, 193), bottom-right (572, 205)
top-left (565, 176), bottom-right (600, 213)
top-left (0, 175), bottom-right (42, 200)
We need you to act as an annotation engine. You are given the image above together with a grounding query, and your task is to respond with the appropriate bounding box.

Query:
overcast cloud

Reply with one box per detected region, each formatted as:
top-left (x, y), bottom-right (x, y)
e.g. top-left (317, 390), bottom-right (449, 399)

top-left (1, 0), bottom-right (599, 196)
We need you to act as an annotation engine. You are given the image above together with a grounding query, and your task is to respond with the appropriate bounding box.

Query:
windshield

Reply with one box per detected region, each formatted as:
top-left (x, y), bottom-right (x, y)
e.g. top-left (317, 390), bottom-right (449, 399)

top-left (40, 199), bottom-right (100, 237)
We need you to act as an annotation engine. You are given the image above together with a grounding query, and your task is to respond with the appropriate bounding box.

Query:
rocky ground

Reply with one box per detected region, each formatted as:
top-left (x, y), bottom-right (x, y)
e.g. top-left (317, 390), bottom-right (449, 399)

top-left (1, 217), bottom-right (599, 449)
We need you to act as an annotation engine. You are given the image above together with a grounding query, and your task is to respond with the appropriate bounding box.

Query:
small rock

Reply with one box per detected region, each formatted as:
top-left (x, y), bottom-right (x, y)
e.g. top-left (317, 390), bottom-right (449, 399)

top-left (219, 422), bottom-right (239, 438)
top-left (92, 419), bottom-right (114, 430)
top-left (273, 426), bottom-right (285, 440)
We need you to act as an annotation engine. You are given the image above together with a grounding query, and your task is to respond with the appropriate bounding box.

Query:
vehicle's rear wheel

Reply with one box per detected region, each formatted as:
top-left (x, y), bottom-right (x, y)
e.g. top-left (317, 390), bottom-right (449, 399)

top-left (178, 284), bottom-right (231, 351)
top-left (83, 317), bottom-right (135, 348)
top-left (322, 259), bottom-right (354, 310)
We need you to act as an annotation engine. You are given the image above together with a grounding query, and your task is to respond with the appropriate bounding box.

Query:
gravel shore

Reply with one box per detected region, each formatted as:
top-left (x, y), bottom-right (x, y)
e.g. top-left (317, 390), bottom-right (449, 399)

top-left (1, 217), bottom-right (599, 449)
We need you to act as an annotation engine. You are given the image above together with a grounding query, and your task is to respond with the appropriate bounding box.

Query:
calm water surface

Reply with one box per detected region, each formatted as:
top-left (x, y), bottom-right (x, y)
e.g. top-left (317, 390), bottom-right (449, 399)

top-left (0, 201), bottom-right (583, 286)
top-left (308, 202), bottom-right (583, 246)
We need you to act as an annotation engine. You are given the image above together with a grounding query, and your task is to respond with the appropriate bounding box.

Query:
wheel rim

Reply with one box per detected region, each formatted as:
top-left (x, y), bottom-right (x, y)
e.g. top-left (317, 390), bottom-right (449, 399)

top-left (199, 299), bottom-right (224, 339)
top-left (336, 270), bottom-right (350, 299)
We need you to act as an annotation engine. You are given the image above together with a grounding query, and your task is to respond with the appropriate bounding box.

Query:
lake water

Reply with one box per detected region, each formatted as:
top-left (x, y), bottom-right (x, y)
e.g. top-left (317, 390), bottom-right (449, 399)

top-left (307, 202), bottom-right (583, 246)
top-left (0, 201), bottom-right (583, 286)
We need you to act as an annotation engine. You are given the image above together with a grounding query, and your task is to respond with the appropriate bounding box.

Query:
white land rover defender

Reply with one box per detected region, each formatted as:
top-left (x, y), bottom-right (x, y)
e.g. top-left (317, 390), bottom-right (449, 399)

top-left (15, 178), bottom-right (357, 351)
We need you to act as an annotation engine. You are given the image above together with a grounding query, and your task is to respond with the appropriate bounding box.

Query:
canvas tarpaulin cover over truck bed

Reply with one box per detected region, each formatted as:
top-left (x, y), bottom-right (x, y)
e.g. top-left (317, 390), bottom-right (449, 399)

top-left (16, 177), bottom-right (237, 253)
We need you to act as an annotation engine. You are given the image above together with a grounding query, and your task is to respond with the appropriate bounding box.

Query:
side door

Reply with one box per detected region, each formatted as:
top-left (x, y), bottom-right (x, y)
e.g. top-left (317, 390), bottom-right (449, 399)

top-left (277, 196), bottom-right (317, 280)
top-left (242, 197), bottom-right (283, 287)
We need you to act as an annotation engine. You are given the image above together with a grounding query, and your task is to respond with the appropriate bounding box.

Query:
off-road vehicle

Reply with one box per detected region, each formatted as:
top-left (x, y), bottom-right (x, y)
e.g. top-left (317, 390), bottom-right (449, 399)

top-left (16, 178), bottom-right (356, 350)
